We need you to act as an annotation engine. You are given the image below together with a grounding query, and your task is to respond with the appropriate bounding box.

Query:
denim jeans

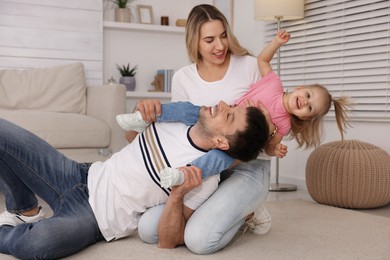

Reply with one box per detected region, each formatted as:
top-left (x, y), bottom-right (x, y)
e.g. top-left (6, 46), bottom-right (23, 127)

top-left (158, 102), bottom-right (236, 178)
top-left (138, 158), bottom-right (270, 254)
top-left (158, 101), bottom-right (200, 126)
top-left (0, 119), bottom-right (103, 259)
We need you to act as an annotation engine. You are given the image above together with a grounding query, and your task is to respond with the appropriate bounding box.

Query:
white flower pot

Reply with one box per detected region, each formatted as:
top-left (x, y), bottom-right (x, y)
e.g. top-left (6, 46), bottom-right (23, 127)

top-left (115, 8), bottom-right (131, 23)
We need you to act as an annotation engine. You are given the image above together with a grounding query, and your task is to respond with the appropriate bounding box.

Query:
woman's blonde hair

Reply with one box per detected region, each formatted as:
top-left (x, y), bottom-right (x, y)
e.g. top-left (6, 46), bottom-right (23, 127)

top-left (289, 84), bottom-right (352, 149)
top-left (185, 4), bottom-right (251, 63)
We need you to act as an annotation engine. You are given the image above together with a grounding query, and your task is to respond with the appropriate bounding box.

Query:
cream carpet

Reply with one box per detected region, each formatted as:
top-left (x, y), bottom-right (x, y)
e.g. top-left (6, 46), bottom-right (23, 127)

top-left (1, 199), bottom-right (389, 260)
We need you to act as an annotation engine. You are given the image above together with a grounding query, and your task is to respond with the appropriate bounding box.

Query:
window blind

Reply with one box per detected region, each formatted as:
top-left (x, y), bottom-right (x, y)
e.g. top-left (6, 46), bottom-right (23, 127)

top-left (264, 0), bottom-right (390, 121)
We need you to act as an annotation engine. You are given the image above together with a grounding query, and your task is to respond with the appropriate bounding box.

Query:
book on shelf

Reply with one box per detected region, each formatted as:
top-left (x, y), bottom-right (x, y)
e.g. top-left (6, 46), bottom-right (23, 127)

top-left (157, 69), bottom-right (174, 92)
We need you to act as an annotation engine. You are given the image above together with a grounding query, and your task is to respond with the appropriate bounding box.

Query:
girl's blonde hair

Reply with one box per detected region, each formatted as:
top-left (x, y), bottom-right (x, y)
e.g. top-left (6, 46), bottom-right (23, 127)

top-left (185, 4), bottom-right (251, 63)
top-left (289, 84), bottom-right (352, 149)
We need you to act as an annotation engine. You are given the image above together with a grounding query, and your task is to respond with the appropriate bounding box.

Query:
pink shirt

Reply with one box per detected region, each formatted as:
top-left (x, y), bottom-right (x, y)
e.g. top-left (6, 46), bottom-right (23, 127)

top-left (235, 71), bottom-right (291, 136)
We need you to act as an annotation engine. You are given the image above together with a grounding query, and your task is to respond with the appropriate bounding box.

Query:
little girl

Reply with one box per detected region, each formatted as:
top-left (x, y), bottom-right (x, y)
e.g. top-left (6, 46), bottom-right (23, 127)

top-left (117, 30), bottom-right (351, 187)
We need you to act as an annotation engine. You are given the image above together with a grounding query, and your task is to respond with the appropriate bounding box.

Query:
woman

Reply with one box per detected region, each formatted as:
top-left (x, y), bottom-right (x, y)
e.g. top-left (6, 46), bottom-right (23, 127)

top-left (134, 4), bottom-right (272, 254)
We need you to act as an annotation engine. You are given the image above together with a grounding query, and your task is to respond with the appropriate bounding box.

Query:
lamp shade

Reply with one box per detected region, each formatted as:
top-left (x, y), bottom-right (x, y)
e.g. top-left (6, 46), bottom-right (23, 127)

top-left (255, 0), bottom-right (304, 21)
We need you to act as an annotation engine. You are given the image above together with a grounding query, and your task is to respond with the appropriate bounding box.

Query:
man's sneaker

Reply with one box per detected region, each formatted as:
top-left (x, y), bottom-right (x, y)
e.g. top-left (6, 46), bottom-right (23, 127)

top-left (160, 167), bottom-right (185, 188)
top-left (116, 111), bottom-right (149, 132)
top-left (0, 206), bottom-right (45, 227)
top-left (244, 206), bottom-right (271, 235)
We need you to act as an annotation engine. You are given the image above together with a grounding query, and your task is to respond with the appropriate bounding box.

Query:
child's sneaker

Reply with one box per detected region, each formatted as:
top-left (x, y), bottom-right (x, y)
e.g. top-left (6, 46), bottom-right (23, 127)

top-left (116, 111), bottom-right (149, 132)
top-left (160, 167), bottom-right (185, 188)
top-left (0, 206), bottom-right (45, 227)
top-left (243, 206), bottom-right (271, 235)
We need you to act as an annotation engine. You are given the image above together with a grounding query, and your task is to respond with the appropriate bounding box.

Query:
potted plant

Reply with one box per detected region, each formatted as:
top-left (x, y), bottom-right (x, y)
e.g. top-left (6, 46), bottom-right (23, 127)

top-left (117, 63), bottom-right (137, 91)
top-left (110, 0), bottom-right (132, 23)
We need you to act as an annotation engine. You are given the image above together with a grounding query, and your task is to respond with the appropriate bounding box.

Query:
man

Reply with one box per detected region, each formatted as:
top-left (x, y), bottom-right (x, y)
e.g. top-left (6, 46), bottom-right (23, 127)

top-left (0, 101), bottom-right (268, 259)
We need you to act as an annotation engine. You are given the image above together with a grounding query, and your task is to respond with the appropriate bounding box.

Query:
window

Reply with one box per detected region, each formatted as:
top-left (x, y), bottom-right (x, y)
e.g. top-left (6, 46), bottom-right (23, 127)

top-left (264, 0), bottom-right (390, 121)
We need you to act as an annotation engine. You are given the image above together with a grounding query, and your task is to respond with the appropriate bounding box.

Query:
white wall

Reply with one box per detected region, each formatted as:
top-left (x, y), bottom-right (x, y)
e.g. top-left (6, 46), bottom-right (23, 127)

top-left (103, 0), bottom-right (212, 89)
top-left (0, 0), bottom-right (103, 85)
top-left (103, 28), bottom-right (187, 92)
top-left (103, 0), bottom-right (212, 25)
top-left (233, 0), bottom-right (266, 56)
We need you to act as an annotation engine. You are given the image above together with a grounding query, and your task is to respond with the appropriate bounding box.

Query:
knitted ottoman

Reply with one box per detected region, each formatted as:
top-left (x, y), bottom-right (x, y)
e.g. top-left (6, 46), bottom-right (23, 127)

top-left (305, 140), bottom-right (390, 209)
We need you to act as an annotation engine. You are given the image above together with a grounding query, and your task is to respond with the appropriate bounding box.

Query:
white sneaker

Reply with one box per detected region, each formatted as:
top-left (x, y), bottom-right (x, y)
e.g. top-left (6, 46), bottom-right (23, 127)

top-left (160, 167), bottom-right (185, 188)
top-left (116, 111), bottom-right (149, 132)
top-left (244, 206), bottom-right (271, 235)
top-left (0, 206), bottom-right (45, 226)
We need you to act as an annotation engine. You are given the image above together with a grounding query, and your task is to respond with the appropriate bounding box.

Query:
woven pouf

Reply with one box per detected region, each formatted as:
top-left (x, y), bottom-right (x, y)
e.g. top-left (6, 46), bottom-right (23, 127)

top-left (306, 140), bottom-right (390, 209)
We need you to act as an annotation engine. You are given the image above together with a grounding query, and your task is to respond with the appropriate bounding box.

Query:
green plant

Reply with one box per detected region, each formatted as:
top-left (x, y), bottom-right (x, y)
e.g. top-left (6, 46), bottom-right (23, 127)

top-left (110, 0), bottom-right (129, 8)
top-left (116, 63), bottom-right (137, 77)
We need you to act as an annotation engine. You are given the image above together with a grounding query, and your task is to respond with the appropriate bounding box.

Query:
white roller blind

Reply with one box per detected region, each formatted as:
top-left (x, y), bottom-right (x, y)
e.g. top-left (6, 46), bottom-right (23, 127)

top-left (264, 0), bottom-right (390, 121)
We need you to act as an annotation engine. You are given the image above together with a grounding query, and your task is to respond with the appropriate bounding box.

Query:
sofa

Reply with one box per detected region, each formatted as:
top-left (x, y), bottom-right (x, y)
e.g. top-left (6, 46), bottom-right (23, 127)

top-left (0, 62), bottom-right (127, 162)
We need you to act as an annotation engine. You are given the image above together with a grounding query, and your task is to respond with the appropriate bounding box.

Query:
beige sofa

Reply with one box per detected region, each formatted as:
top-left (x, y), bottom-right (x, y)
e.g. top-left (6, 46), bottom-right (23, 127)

top-left (0, 63), bottom-right (127, 162)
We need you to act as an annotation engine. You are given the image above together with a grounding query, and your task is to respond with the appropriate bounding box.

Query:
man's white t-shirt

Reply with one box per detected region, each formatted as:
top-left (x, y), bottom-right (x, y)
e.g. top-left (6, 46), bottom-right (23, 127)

top-left (88, 122), bottom-right (220, 241)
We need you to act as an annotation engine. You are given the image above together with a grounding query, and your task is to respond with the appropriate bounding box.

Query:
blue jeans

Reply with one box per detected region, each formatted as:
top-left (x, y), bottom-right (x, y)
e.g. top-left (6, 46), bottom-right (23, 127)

top-left (138, 158), bottom-right (270, 254)
top-left (158, 102), bottom-right (236, 178)
top-left (0, 119), bottom-right (103, 259)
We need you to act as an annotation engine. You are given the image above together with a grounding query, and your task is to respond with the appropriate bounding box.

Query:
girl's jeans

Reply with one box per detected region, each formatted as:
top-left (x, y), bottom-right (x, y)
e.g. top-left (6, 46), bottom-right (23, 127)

top-left (0, 119), bottom-right (103, 259)
top-left (158, 102), bottom-right (236, 178)
top-left (138, 158), bottom-right (270, 254)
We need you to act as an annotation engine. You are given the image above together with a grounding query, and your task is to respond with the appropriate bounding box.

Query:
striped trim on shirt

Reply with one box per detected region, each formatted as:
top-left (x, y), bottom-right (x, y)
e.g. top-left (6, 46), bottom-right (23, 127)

top-left (139, 123), bottom-right (171, 195)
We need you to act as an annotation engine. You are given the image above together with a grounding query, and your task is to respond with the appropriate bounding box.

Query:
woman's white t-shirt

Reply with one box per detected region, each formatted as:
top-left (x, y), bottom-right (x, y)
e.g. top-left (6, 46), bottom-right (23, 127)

top-left (171, 54), bottom-right (260, 106)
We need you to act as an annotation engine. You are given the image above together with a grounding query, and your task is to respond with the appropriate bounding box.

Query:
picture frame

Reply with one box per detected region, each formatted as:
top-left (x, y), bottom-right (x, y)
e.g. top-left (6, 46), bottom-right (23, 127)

top-left (137, 5), bottom-right (153, 24)
top-left (214, 0), bottom-right (234, 27)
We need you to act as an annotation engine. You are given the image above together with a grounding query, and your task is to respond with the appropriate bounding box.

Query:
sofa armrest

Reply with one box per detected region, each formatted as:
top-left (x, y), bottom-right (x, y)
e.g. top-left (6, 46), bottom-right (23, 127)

top-left (86, 84), bottom-right (127, 155)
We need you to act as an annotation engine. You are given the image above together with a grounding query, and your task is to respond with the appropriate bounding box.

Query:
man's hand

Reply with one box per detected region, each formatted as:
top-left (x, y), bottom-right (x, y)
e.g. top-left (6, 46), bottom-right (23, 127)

top-left (157, 165), bottom-right (202, 249)
top-left (274, 143), bottom-right (288, 158)
top-left (170, 166), bottom-right (202, 197)
top-left (134, 99), bottom-right (162, 123)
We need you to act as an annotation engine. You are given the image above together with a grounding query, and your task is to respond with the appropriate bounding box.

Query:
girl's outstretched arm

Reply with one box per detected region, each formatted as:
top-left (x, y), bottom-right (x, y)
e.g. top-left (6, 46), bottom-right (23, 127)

top-left (258, 30), bottom-right (290, 77)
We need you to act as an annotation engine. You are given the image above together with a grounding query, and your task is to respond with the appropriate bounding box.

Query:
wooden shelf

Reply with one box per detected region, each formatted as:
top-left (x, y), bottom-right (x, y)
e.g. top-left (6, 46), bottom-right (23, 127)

top-left (126, 91), bottom-right (171, 99)
top-left (103, 21), bottom-right (185, 34)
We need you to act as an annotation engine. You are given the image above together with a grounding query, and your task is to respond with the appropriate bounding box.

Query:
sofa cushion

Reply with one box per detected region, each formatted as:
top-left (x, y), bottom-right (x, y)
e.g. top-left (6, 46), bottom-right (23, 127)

top-left (0, 111), bottom-right (110, 149)
top-left (0, 63), bottom-right (86, 114)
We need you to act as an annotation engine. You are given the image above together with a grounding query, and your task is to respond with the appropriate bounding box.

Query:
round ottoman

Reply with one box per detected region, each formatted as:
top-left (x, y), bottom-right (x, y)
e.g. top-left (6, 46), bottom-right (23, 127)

top-left (306, 140), bottom-right (390, 209)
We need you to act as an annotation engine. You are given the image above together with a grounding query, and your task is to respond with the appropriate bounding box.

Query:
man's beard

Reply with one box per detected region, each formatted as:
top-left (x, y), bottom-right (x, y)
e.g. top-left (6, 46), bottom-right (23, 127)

top-left (197, 110), bottom-right (213, 138)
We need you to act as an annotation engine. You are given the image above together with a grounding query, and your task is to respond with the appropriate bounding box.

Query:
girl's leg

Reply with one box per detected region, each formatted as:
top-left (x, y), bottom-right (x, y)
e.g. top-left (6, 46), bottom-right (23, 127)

top-left (160, 149), bottom-right (236, 188)
top-left (158, 101), bottom-right (200, 125)
top-left (184, 159), bottom-right (270, 254)
top-left (116, 101), bottom-right (200, 132)
top-left (191, 149), bottom-right (236, 179)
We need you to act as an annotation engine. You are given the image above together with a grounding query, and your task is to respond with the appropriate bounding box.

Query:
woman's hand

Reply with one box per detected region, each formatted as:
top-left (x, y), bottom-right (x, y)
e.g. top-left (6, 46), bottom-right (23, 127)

top-left (134, 99), bottom-right (162, 122)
